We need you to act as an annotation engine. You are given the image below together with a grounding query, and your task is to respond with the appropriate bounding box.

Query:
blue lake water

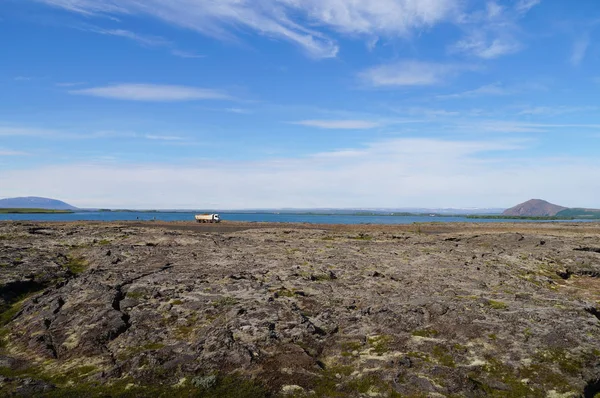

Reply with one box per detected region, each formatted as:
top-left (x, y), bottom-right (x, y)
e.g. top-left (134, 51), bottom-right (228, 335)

top-left (0, 212), bottom-right (595, 224)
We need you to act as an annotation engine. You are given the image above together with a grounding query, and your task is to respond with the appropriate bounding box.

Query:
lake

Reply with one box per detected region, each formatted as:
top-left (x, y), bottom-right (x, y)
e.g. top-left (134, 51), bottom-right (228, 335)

top-left (0, 212), bottom-right (595, 224)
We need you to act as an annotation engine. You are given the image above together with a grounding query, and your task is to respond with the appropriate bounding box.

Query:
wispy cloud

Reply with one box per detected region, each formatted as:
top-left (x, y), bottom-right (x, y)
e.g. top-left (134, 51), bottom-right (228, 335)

top-left (144, 135), bottom-right (184, 141)
top-left (69, 84), bottom-right (231, 102)
top-left (85, 27), bottom-right (169, 47)
top-left (517, 105), bottom-right (598, 116)
top-left (170, 50), bottom-right (204, 59)
top-left (570, 36), bottom-right (590, 66)
top-left (515, 0), bottom-right (541, 14)
top-left (360, 61), bottom-right (461, 87)
top-left (14, 76), bottom-right (33, 81)
top-left (452, 36), bottom-right (521, 59)
top-left (0, 149), bottom-right (29, 156)
top-left (457, 121), bottom-right (600, 134)
top-left (0, 125), bottom-right (194, 141)
top-left (55, 82), bottom-right (86, 87)
top-left (437, 83), bottom-right (511, 99)
top-left (34, 0), bottom-right (464, 58)
top-left (224, 108), bottom-right (252, 114)
top-left (451, 0), bottom-right (537, 59)
top-left (0, 126), bottom-right (58, 137)
top-left (293, 120), bottom-right (382, 129)
top-left (80, 25), bottom-right (203, 59)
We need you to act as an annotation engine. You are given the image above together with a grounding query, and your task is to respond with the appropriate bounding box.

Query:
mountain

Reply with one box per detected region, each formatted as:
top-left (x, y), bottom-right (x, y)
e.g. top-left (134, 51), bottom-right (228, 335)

top-left (502, 199), bottom-right (567, 217)
top-left (0, 197), bottom-right (78, 210)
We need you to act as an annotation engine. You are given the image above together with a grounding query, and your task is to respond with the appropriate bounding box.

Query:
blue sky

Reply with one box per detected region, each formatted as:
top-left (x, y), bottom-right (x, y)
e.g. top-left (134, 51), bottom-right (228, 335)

top-left (1, 0), bottom-right (599, 209)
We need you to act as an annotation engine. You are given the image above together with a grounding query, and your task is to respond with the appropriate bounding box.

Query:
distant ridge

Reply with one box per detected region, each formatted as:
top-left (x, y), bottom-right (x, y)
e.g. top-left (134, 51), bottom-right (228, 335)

top-left (0, 197), bottom-right (77, 210)
top-left (502, 199), bottom-right (567, 217)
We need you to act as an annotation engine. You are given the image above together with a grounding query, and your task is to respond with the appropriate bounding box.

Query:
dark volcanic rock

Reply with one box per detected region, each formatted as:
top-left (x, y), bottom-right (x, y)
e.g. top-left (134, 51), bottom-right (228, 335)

top-left (1, 221), bottom-right (600, 397)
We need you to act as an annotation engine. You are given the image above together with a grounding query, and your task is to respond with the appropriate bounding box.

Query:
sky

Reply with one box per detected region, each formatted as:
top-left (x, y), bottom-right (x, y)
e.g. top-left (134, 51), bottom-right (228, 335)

top-left (1, 0), bottom-right (600, 209)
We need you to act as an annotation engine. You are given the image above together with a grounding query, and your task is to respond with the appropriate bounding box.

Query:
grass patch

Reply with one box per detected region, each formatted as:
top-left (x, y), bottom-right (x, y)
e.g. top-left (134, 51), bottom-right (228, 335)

top-left (407, 351), bottom-right (431, 363)
top-left (65, 256), bottom-right (87, 275)
top-left (126, 291), bottom-right (145, 300)
top-left (412, 329), bottom-right (439, 338)
top-left (367, 335), bottom-right (392, 356)
top-left (487, 300), bottom-right (508, 310)
top-left (1, 371), bottom-right (267, 398)
top-left (0, 328), bottom-right (9, 349)
top-left (432, 345), bottom-right (456, 368)
top-left (275, 288), bottom-right (295, 298)
top-left (212, 296), bottom-right (239, 308)
top-left (533, 348), bottom-right (583, 376)
top-left (0, 293), bottom-right (36, 326)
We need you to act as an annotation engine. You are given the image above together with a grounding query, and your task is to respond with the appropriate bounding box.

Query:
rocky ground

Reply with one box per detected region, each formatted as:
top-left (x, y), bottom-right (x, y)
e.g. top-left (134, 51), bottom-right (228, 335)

top-left (0, 221), bottom-right (599, 397)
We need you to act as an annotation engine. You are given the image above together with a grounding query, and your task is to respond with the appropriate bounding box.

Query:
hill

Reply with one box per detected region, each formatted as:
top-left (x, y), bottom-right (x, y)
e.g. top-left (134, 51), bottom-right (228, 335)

top-left (0, 197), bottom-right (77, 210)
top-left (502, 199), bottom-right (567, 217)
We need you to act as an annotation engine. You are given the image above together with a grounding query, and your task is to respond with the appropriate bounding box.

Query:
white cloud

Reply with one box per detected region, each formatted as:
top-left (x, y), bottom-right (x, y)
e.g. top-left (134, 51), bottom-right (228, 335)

top-left (0, 126), bottom-right (58, 137)
top-left (452, 35), bottom-right (521, 59)
top-left (144, 135), bottom-right (184, 141)
top-left (69, 84), bottom-right (230, 102)
top-left (3, 136), bottom-right (600, 209)
top-left (515, 0), bottom-right (541, 14)
top-left (34, 0), bottom-right (461, 58)
top-left (437, 83), bottom-right (511, 99)
top-left (451, 0), bottom-right (534, 59)
top-left (293, 120), bottom-right (381, 129)
top-left (517, 105), bottom-right (597, 116)
top-left (360, 61), bottom-right (460, 87)
top-left (0, 149), bottom-right (29, 156)
top-left (55, 82), bottom-right (86, 87)
top-left (570, 36), bottom-right (590, 66)
top-left (170, 50), bottom-right (204, 59)
top-left (85, 27), bottom-right (169, 47)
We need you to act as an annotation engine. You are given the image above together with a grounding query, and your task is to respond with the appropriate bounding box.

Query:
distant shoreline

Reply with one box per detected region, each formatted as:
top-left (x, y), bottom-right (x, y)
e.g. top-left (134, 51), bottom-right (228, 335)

top-left (0, 208), bottom-right (74, 214)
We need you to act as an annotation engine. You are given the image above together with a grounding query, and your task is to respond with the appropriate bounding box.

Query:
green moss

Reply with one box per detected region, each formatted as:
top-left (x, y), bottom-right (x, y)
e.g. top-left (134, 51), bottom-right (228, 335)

top-left (98, 239), bottom-right (111, 245)
top-left (412, 329), bottom-right (439, 338)
top-left (367, 335), bottom-right (392, 356)
top-left (126, 291), bottom-right (145, 300)
top-left (0, 365), bottom-right (266, 398)
top-left (346, 374), bottom-right (382, 394)
top-left (311, 273), bottom-right (334, 282)
top-left (65, 256), bottom-right (88, 275)
top-left (407, 351), bottom-right (431, 363)
top-left (276, 288), bottom-right (295, 297)
top-left (534, 348), bottom-right (583, 376)
top-left (488, 300), bottom-right (508, 310)
top-left (341, 341), bottom-right (363, 351)
top-left (321, 236), bottom-right (335, 241)
top-left (171, 299), bottom-right (184, 305)
top-left (212, 296), bottom-right (239, 307)
top-left (432, 345), bottom-right (456, 368)
top-left (0, 328), bottom-right (9, 349)
top-left (0, 299), bottom-right (25, 326)
top-left (475, 358), bottom-right (543, 397)
top-left (310, 365), bottom-right (354, 398)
